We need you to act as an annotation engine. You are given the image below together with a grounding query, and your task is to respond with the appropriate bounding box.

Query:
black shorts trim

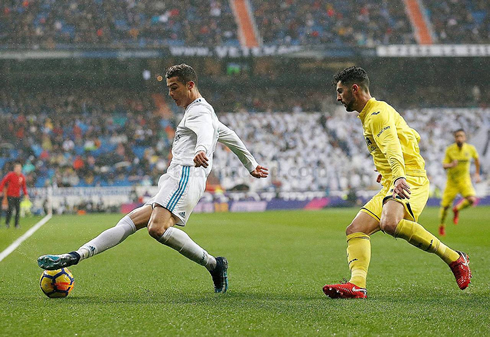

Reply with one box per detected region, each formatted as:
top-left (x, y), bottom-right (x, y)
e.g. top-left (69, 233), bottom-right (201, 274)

top-left (361, 207), bottom-right (380, 221)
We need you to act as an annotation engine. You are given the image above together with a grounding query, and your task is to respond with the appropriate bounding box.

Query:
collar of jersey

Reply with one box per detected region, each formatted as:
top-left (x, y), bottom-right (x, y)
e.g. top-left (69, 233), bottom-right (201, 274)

top-left (186, 97), bottom-right (205, 111)
top-left (358, 97), bottom-right (376, 122)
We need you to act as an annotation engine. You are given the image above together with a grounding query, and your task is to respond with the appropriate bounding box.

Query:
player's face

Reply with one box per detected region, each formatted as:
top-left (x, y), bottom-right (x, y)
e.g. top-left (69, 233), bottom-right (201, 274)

top-left (14, 164), bottom-right (21, 174)
top-left (166, 76), bottom-right (192, 108)
top-left (336, 81), bottom-right (355, 112)
top-left (454, 131), bottom-right (466, 146)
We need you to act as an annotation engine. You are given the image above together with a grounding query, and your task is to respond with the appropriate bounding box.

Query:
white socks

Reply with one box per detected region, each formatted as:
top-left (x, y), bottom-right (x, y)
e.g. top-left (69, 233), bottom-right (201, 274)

top-left (74, 216), bottom-right (216, 271)
top-left (159, 227), bottom-right (217, 271)
top-left (77, 215), bottom-right (136, 260)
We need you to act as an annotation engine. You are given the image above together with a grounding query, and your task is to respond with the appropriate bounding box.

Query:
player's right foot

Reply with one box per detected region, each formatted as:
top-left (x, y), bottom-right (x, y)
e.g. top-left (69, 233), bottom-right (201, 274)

top-left (323, 281), bottom-right (367, 299)
top-left (37, 251), bottom-right (80, 270)
top-left (452, 207), bottom-right (459, 225)
top-left (209, 257), bottom-right (228, 293)
top-left (438, 225), bottom-right (446, 236)
top-left (449, 251), bottom-right (471, 290)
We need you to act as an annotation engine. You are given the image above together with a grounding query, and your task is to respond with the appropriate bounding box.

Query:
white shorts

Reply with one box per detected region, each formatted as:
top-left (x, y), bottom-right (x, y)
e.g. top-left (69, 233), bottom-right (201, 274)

top-left (146, 164), bottom-right (206, 225)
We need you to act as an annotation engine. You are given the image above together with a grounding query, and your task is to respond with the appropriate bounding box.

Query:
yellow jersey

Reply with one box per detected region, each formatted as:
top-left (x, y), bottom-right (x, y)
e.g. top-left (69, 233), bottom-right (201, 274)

top-left (358, 98), bottom-right (426, 182)
top-left (443, 143), bottom-right (479, 183)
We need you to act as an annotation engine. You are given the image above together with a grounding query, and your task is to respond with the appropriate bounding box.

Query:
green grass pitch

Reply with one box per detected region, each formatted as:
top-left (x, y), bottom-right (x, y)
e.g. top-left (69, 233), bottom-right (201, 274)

top-left (0, 207), bottom-right (489, 336)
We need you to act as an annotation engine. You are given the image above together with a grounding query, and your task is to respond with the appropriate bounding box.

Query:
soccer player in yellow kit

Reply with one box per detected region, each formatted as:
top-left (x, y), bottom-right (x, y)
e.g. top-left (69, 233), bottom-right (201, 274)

top-left (438, 129), bottom-right (481, 236)
top-left (323, 66), bottom-right (471, 299)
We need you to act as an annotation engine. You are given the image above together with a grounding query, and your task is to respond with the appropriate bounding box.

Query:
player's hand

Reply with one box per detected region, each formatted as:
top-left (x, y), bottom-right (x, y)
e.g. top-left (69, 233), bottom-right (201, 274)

top-left (393, 177), bottom-right (411, 199)
top-left (376, 174), bottom-right (382, 184)
top-left (250, 165), bottom-right (268, 178)
top-left (193, 151), bottom-right (209, 168)
top-left (451, 160), bottom-right (458, 168)
top-left (474, 173), bottom-right (482, 183)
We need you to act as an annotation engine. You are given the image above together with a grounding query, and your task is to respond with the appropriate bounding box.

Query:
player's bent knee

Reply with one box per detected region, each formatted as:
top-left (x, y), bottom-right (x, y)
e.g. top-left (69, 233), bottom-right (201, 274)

top-left (148, 218), bottom-right (174, 239)
top-left (379, 218), bottom-right (398, 235)
top-left (467, 196), bottom-right (476, 205)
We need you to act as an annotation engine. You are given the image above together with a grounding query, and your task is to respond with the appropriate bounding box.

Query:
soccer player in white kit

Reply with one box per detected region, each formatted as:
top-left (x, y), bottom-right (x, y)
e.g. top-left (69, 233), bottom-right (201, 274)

top-left (37, 64), bottom-right (268, 293)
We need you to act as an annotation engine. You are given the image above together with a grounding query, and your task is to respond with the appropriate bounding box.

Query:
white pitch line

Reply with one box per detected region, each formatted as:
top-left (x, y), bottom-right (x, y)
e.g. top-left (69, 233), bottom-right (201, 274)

top-left (0, 213), bottom-right (52, 262)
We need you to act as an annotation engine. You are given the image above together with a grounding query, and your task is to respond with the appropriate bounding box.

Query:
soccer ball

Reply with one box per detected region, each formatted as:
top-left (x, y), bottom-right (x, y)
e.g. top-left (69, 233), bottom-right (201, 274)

top-left (39, 268), bottom-right (75, 298)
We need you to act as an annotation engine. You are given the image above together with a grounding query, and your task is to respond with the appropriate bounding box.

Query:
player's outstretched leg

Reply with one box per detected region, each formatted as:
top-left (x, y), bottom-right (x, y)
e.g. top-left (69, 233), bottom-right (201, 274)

top-left (395, 219), bottom-right (471, 290)
top-left (37, 214), bottom-right (138, 270)
top-left (209, 257), bottom-right (228, 293)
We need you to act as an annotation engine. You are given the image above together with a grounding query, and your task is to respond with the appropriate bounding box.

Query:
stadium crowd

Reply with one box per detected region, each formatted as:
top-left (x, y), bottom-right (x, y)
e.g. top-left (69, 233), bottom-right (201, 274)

top-left (425, 0), bottom-right (490, 44)
top-left (251, 0), bottom-right (415, 46)
top-left (2, 0), bottom-right (490, 49)
top-left (0, 88), bottom-right (487, 195)
top-left (0, 0), bottom-right (238, 49)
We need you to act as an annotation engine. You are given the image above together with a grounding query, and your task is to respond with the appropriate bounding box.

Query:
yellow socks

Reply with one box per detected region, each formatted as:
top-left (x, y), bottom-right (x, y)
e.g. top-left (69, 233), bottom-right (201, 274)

top-left (346, 232), bottom-right (371, 288)
top-left (455, 199), bottom-right (471, 211)
top-left (394, 219), bottom-right (459, 264)
top-left (439, 207), bottom-right (449, 225)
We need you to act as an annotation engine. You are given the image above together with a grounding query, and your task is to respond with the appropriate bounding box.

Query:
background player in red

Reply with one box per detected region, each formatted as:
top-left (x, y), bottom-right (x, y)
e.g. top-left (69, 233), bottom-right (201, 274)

top-left (0, 162), bottom-right (29, 228)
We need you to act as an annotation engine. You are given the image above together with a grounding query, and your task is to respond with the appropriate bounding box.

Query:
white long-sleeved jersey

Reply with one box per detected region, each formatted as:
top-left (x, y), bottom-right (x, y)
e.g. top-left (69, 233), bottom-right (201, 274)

top-left (170, 97), bottom-right (258, 175)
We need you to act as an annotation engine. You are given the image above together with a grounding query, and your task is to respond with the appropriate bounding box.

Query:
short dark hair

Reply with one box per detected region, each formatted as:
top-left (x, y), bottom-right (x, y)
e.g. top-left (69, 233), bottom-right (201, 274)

top-left (454, 128), bottom-right (465, 135)
top-left (333, 66), bottom-right (370, 91)
top-left (165, 64), bottom-right (198, 86)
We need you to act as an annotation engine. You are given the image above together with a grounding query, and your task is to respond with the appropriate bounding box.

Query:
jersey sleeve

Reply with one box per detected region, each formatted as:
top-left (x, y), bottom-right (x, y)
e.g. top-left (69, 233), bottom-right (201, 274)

top-left (218, 122), bottom-right (258, 172)
top-left (369, 109), bottom-right (406, 181)
top-left (185, 108), bottom-right (215, 156)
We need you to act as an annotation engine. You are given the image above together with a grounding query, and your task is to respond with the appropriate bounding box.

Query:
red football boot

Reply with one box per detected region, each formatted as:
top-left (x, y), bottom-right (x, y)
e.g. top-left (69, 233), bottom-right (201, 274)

top-left (449, 251), bottom-right (472, 290)
top-left (323, 281), bottom-right (367, 299)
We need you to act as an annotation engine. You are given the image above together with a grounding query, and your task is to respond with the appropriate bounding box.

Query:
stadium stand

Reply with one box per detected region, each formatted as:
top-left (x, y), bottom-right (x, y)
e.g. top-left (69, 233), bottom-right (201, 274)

top-left (250, 0), bottom-right (416, 46)
top-left (2, 0), bottom-right (489, 50)
top-left (424, 0), bottom-right (490, 43)
top-left (0, 0), bottom-right (239, 49)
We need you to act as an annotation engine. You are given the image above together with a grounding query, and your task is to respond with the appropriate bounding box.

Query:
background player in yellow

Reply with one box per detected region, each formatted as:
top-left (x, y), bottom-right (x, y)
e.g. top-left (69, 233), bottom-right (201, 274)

top-left (323, 66), bottom-right (472, 299)
top-left (438, 129), bottom-right (481, 236)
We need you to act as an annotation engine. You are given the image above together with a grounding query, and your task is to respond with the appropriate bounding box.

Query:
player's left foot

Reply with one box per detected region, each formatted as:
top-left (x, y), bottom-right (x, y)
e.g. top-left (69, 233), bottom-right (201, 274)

top-left (37, 251), bottom-right (80, 270)
top-left (323, 281), bottom-right (367, 299)
top-left (449, 251), bottom-right (471, 290)
top-left (438, 225), bottom-right (446, 236)
top-left (452, 207), bottom-right (459, 225)
top-left (209, 257), bottom-right (228, 293)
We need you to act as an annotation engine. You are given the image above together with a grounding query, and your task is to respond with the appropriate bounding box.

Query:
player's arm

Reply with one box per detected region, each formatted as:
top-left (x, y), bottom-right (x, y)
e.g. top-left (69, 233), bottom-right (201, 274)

top-left (185, 109), bottom-right (214, 168)
top-left (218, 122), bottom-right (268, 178)
top-left (473, 149), bottom-right (481, 182)
top-left (22, 175), bottom-right (29, 199)
top-left (369, 111), bottom-right (410, 199)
